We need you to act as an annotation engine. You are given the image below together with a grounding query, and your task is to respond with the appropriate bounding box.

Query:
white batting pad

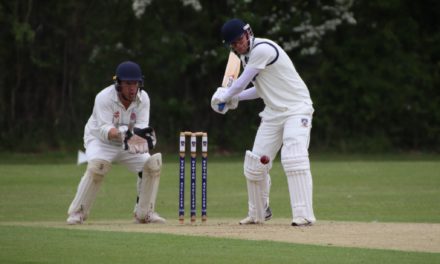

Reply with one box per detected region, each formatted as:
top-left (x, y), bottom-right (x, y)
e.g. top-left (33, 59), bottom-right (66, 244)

top-left (245, 180), bottom-right (265, 223)
top-left (136, 153), bottom-right (162, 220)
top-left (281, 140), bottom-right (315, 223)
top-left (68, 159), bottom-right (111, 218)
top-left (263, 174), bottom-right (271, 209)
top-left (244, 150), bottom-right (270, 181)
top-left (286, 170), bottom-right (316, 223)
top-left (247, 174), bottom-right (271, 214)
top-left (281, 140), bottom-right (310, 172)
top-left (244, 151), bottom-right (270, 223)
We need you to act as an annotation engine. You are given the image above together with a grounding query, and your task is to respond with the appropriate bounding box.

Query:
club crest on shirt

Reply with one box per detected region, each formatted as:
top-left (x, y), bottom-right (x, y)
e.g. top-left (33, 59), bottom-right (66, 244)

top-left (112, 111), bottom-right (120, 126)
top-left (301, 118), bottom-right (309, 127)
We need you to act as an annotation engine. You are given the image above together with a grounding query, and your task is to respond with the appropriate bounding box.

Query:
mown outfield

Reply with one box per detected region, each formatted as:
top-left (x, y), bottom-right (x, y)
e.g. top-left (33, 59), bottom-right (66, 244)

top-left (0, 153), bottom-right (439, 263)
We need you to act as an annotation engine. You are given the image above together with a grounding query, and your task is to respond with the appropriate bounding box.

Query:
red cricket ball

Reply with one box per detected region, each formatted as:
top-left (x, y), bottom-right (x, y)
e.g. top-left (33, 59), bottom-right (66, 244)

top-left (260, 155), bottom-right (270, 164)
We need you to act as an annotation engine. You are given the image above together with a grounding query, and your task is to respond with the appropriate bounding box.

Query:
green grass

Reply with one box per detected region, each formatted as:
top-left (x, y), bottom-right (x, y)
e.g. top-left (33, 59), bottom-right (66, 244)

top-left (0, 153), bottom-right (439, 263)
top-left (1, 226), bottom-right (437, 264)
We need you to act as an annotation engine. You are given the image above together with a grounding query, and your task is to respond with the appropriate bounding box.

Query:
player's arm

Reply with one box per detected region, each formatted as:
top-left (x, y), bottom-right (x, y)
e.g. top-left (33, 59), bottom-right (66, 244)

top-left (109, 91), bottom-right (150, 142)
top-left (225, 43), bottom-right (276, 103)
top-left (211, 67), bottom-right (261, 113)
top-left (126, 93), bottom-right (156, 153)
top-left (222, 67), bottom-right (260, 101)
top-left (91, 93), bottom-right (120, 142)
top-left (214, 43), bottom-right (274, 108)
top-left (122, 92), bottom-right (156, 153)
top-left (238, 87), bottom-right (259, 101)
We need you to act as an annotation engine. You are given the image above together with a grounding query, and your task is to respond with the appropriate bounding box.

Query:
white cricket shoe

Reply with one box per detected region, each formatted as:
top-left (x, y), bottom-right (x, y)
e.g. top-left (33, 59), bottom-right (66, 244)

top-left (146, 212), bottom-right (166, 224)
top-left (239, 216), bottom-right (264, 225)
top-left (291, 217), bottom-right (313, 226)
top-left (239, 216), bottom-right (257, 225)
top-left (239, 207), bottom-right (272, 225)
top-left (135, 212), bottom-right (166, 224)
top-left (67, 212), bottom-right (84, 225)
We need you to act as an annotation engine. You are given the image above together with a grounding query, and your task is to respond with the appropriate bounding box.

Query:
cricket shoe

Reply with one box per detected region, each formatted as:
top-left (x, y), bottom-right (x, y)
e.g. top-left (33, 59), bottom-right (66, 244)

top-left (239, 208), bottom-right (272, 225)
top-left (135, 212), bottom-right (166, 224)
top-left (291, 217), bottom-right (313, 227)
top-left (239, 216), bottom-right (265, 225)
top-left (67, 211), bottom-right (84, 225)
top-left (239, 216), bottom-right (257, 225)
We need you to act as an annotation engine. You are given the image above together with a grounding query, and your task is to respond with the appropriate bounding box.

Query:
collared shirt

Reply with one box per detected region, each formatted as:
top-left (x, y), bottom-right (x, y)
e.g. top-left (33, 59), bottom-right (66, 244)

top-left (83, 85), bottom-right (150, 147)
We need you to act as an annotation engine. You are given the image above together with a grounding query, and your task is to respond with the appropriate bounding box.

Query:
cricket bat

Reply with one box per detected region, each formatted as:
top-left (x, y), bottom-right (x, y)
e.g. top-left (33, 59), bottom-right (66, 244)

top-left (218, 51), bottom-right (241, 111)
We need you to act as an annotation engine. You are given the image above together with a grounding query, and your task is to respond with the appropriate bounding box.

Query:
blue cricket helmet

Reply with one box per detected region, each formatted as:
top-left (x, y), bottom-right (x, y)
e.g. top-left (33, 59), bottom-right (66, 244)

top-left (115, 61), bottom-right (143, 81)
top-left (221, 18), bottom-right (248, 44)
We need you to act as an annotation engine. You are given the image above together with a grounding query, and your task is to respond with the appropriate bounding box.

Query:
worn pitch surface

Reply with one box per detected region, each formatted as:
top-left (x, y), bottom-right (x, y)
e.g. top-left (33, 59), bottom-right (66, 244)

top-left (3, 219), bottom-right (439, 253)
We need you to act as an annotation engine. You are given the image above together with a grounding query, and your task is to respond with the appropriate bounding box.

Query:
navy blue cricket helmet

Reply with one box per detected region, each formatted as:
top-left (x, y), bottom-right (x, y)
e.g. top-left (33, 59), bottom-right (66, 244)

top-left (115, 61), bottom-right (143, 81)
top-left (221, 18), bottom-right (248, 44)
top-left (113, 61), bottom-right (144, 91)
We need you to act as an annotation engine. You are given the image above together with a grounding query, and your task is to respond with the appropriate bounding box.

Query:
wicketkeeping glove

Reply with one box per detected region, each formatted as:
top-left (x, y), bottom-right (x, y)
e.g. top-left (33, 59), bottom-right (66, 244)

top-left (123, 127), bottom-right (157, 154)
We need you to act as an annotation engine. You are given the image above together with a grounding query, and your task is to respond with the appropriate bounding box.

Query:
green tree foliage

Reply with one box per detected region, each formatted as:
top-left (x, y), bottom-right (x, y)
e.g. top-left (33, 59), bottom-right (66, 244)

top-left (0, 0), bottom-right (438, 153)
top-left (306, 0), bottom-right (440, 152)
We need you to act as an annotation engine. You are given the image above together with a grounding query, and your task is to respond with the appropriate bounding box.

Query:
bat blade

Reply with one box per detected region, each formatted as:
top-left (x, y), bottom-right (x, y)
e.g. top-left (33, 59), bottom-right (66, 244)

top-left (219, 52), bottom-right (241, 111)
top-left (222, 52), bottom-right (241, 87)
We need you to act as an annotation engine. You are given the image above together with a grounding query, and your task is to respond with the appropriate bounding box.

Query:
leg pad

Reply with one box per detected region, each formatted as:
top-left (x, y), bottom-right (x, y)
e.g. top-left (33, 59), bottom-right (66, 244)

top-left (244, 151), bottom-right (270, 223)
top-left (135, 153), bottom-right (162, 220)
top-left (67, 159), bottom-right (111, 219)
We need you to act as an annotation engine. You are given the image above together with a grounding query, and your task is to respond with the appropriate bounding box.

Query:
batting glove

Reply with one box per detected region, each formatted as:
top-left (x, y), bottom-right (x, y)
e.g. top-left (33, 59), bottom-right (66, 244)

top-left (226, 95), bottom-right (239, 110)
top-left (211, 87), bottom-right (229, 114)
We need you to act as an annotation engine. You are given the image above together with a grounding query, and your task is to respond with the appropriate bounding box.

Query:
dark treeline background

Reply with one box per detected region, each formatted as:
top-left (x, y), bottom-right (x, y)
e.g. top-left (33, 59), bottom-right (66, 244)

top-left (0, 0), bottom-right (439, 153)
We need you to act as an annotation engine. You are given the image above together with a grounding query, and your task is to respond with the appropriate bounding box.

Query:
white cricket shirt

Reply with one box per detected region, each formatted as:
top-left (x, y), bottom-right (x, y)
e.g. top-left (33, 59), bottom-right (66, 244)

top-left (244, 38), bottom-right (313, 114)
top-left (83, 85), bottom-right (150, 147)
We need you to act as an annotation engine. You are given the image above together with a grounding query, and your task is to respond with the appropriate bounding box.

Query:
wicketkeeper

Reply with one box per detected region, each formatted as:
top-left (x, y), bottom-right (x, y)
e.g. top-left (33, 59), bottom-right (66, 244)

top-left (211, 19), bottom-right (316, 226)
top-left (67, 61), bottom-right (166, 225)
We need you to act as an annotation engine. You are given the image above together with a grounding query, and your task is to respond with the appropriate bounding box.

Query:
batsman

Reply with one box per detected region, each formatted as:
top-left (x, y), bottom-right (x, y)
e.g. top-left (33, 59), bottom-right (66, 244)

top-left (67, 61), bottom-right (165, 225)
top-left (211, 19), bottom-right (316, 226)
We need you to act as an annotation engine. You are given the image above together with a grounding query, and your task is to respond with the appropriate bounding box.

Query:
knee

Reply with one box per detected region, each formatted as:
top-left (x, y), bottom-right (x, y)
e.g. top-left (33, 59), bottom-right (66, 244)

top-left (281, 140), bottom-right (310, 172)
top-left (87, 159), bottom-right (111, 182)
top-left (143, 153), bottom-right (162, 177)
top-left (244, 151), bottom-right (270, 181)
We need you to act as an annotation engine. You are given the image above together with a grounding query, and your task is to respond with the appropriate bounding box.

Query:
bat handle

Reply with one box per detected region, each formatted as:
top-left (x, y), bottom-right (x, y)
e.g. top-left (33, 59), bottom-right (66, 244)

top-left (218, 103), bottom-right (225, 111)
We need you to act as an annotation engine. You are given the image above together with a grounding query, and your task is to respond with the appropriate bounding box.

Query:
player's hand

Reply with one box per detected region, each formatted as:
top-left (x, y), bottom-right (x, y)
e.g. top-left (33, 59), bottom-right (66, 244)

top-left (109, 126), bottom-right (128, 144)
top-left (126, 134), bottom-right (149, 154)
top-left (117, 125), bottom-right (128, 138)
top-left (133, 127), bottom-right (156, 150)
top-left (123, 127), bottom-right (156, 154)
top-left (211, 87), bottom-right (229, 114)
top-left (226, 95), bottom-right (239, 110)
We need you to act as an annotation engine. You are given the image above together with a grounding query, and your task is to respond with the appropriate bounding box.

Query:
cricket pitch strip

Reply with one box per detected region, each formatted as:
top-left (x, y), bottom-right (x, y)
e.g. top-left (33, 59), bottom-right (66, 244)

top-left (3, 219), bottom-right (439, 253)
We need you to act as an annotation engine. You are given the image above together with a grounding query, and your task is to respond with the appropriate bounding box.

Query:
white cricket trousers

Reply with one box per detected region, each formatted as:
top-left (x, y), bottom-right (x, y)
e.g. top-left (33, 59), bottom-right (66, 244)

top-left (251, 110), bottom-right (315, 222)
top-left (86, 138), bottom-right (150, 172)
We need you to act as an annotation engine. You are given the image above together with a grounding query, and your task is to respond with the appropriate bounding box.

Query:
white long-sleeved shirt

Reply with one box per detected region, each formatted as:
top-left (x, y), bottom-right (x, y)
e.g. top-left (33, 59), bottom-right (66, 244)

top-left (83, 85), bottom-right (150, 147)
top-left (224, 37), bottom-right (313, 115)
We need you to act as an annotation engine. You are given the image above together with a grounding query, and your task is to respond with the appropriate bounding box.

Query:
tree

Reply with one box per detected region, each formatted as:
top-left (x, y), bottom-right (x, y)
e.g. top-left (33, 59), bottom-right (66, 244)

top-left (0, 0), bottom-right (438, 153)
